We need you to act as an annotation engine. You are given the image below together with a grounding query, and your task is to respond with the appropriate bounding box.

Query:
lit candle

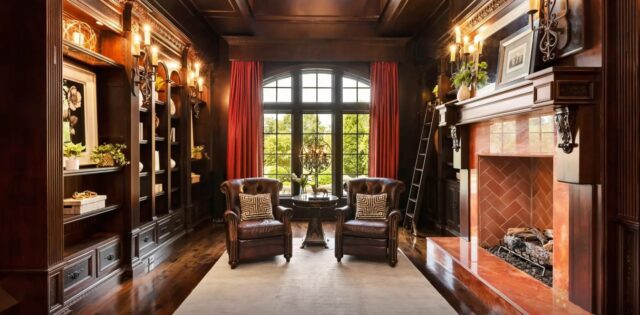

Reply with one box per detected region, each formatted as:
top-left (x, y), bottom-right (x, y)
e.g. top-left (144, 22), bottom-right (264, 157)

top-left (468, 44), bottom-right (476, 55)
top-left (189, 71), bottom-right (195, 86)
top-left (194, 62), bottom-right (201, 76)
top-left (454, 26), bottom-right (462, 44)
top-left (449, 44), bottom-right (457, 62)
top-left (143, 24), bottom-right (151, 46)
top-left (197, 77), bottom-right (204, 92)
top-left (132, 33), bottom-right (141, 56)
top-left (529, 0), bottom-right (539, 12)
top-left (463, 35), bottom-right (470, 53)
top-left (474, 34), bottom-right (483, 55)
top-left (150, 46), bottom-right (159, 66)
top-left (72, 31), bottom-right (85, 47)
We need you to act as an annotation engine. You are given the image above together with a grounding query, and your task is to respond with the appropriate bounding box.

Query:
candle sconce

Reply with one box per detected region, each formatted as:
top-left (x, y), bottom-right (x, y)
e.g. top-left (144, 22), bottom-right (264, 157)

top-left (187, 62), bottom-right (205, 119)
top-left (130, 25), bottom-right (159, 108)
top-left (528, 0), bottom-right (570, 62)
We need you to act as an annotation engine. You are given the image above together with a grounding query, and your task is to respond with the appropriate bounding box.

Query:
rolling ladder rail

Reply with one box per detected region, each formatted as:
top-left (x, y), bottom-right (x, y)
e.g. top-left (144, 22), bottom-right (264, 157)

top-left (402, 106), bottom-right (438, 235)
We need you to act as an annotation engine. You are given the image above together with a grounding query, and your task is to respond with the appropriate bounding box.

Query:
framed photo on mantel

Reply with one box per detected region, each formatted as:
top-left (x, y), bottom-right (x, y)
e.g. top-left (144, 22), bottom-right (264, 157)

top-left (63, 62), bottom-right (98, 165)
top-left (495, 26), bottom-right (535, 90)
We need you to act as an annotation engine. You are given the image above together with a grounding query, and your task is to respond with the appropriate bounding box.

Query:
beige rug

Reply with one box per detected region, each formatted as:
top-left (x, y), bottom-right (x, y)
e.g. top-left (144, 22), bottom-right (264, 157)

top-left (175, 238), bottom-right (455, 314)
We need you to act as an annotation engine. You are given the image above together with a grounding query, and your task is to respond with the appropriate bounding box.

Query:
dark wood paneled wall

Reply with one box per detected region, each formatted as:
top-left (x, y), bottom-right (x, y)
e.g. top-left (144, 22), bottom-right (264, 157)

top-left (0, 0), bottom-right (63, 313)
top-left (604, 0), bottom-right (640, 313)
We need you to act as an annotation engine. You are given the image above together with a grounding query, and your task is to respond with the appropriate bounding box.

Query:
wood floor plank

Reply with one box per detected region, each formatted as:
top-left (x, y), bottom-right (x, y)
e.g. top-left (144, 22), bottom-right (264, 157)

top-left (70, 221), bottom-right (488, 314)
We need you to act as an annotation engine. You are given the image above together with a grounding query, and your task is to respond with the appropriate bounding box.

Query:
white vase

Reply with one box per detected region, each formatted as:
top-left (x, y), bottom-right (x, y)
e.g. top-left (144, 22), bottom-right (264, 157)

top-left (457, 83), bottom-right (471, 101)
top-left (65, 157), bottom-right (80, 171)
top-left (139, 162), bottom-right (144, 172)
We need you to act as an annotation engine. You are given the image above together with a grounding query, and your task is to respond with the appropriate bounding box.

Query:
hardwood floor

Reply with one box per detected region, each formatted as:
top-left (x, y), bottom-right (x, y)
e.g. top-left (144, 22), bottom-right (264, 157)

top-left (71, 221), bottom-right (488, 314)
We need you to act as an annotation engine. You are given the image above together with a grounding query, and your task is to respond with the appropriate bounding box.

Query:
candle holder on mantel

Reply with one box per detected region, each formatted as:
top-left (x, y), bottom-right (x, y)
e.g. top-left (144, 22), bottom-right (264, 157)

top-left (131, 24), bottom-right (160, 108)
top-left (187, 62), bottom-right (205, 118)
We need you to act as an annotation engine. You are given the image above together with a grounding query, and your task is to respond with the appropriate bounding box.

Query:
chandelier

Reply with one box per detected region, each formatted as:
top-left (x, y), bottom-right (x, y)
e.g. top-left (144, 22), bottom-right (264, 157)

top-left (299, 139), bottom-right (331, 178)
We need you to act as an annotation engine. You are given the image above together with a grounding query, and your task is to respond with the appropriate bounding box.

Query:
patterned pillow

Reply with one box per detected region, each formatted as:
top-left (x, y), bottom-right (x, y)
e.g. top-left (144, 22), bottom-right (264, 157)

top-left (239, 193), bottom-right (274, 221)
top-left (355, 193), bottom-right (388, 220)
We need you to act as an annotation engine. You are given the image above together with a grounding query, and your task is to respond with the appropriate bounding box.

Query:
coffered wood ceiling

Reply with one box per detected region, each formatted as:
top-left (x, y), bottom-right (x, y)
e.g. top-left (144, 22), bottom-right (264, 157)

top-left (180, 0), bottom-right (446, 38)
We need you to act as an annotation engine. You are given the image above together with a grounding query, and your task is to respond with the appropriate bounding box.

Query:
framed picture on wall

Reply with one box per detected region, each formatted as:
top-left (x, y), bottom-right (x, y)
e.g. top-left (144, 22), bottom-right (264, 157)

top-left (496, 26), bottom-right (535, 89)
top-left (63, 62), bottom-right (98, 165)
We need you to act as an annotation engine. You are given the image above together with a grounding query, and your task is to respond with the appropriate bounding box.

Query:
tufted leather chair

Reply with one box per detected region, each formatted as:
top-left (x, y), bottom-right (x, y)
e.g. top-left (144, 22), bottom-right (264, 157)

top-left (335, 178), bottom-right (406, 266)
top-left (220, 178), bottom-right (293, 268)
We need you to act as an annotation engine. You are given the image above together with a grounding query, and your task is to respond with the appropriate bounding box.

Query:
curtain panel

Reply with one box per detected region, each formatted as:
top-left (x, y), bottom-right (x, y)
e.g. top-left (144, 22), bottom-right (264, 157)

top-left (369, 61), bottom-right (399, 179)
top-left (226, 61), bottom-right (263, 179)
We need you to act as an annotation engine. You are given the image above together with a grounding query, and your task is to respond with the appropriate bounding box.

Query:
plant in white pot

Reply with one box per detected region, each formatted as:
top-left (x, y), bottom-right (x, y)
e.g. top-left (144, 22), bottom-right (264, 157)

top-left (63, 142), bottom-right (85, 170)
top-left (452, 61), bottom-right (488, 101)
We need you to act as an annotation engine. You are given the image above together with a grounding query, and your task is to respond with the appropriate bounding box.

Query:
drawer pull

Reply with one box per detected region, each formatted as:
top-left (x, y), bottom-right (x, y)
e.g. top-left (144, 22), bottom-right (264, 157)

top-left (106, 254), bottom-right (115, 261)
top-left (143, 236), bottom-right (150, 243)
top-left (161, 227), bottom-right (168, 233)
top-left (68, 269), bottom-right (83, 280)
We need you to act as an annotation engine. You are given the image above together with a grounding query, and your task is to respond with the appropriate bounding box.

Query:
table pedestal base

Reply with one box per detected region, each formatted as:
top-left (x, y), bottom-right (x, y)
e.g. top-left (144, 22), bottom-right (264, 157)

top-left (301, 216), bottom-right (328, 248)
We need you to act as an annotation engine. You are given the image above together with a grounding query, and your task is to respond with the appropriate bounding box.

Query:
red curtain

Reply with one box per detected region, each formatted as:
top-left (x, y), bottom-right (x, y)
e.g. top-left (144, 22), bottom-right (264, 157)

top-left (369, 61), bottom-right (399, 179)
top-left (226, 61), bottom-right (263, 179)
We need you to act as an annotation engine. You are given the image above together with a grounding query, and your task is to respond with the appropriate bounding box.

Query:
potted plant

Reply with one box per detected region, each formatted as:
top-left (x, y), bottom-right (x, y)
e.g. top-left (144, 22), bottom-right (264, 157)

top-left (90, 143), bottom-right (129, 167)
top-left (63, 142), bottom-right (85, 170)
top-left (452, 61), bottom-right (488, 101)
top-left (291, 173), bottom-right (310, 195)
top-left (191, 145), bottom-right (206, 160)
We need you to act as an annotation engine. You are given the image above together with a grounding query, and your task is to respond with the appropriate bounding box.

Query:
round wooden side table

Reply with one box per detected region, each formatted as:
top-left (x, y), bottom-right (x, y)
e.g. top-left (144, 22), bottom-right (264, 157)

top-left (292, 194), bottom-right (339, 248)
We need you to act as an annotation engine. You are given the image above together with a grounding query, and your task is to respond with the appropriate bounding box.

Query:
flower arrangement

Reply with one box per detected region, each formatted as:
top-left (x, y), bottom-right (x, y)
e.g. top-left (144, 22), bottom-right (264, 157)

top-left (91, 143), bottom-right (129, 167)
top-left (63, 142), bottom-right (85, 158)
top-left (452, 61), bottom-right (489, 89)
top-left (290, 173), bottom-right (310, 194)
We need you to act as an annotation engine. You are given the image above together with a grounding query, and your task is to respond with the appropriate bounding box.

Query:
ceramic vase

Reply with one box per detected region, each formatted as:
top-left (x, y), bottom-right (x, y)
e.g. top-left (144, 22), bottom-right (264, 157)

top-left (457, 83), bottom-right (471, 101)
top-left (65, 157), bottom-right (80, 171)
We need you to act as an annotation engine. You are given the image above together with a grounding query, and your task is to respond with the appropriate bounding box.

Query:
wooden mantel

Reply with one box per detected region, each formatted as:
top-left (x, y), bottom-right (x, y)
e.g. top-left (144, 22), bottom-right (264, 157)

top-left (437, 66), bottom-right (601, 126)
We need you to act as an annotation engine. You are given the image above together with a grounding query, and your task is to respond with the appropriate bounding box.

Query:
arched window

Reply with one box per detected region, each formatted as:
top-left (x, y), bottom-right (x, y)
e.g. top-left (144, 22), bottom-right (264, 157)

top-left (262, 68), bottom-right (370, 197)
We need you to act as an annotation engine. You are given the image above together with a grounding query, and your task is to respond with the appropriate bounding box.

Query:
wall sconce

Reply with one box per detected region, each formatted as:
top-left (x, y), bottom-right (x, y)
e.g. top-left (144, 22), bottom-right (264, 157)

top-left (187, 62), bottom-right (205, 118)
top-left (529, 0), bottom-right (566, 62)
top-left (130, 24), bottom-right (159, 107)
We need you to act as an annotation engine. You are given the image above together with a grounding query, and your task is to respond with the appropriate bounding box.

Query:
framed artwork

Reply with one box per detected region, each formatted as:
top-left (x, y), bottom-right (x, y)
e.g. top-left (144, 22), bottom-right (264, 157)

top-left (63, 62), bottom-right (98, 165)
top-left (496, 26), bottom-right (535, 89)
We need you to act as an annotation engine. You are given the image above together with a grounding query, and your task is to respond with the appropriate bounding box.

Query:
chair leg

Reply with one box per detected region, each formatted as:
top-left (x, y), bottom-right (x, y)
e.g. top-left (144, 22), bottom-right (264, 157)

top-left (335, 237), bottom-right (343, 262)
top-left (284, 235), bottom-right (292, 262)
top-left (388, 239), bottom-right (398, 267)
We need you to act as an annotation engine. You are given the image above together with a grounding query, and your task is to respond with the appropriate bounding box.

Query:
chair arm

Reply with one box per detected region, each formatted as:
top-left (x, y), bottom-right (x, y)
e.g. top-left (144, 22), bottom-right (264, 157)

top-left (273, 205), bottom-right (294, 222)
top-left (224, 209), bottom-right (240, 223)
top-left (335, 205), bottom-right (353, 223)
top-left (224, 210), bottom-right (240, 242)
top-left (387, 209), bottom-right (402, 224)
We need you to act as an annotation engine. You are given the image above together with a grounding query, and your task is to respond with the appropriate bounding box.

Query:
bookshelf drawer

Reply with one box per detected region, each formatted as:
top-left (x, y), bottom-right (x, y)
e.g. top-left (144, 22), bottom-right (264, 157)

top-left (139, 225), bottom-right (157, 257)
top-left (63, 251), bottom-right (95, 298)
top-left (157, 217), bottom-right (172, 243)
top-left (97, 238), bottom-right (120, 277)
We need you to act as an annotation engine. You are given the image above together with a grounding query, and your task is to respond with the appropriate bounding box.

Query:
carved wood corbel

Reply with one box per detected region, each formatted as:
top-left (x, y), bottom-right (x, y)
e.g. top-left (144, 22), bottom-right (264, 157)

top-left (554, 106), bottom-right (575, 154)
top-left (450, 126), bottom-right (461, 152)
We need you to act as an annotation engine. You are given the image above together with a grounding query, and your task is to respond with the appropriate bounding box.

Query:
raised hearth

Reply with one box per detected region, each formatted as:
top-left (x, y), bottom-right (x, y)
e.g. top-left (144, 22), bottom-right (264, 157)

top-left (426, 237), bottom-right (588, 315)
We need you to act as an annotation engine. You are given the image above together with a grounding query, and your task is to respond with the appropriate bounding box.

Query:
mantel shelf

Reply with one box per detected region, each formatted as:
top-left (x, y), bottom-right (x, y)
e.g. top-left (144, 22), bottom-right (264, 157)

top-left (63, 204), bottom-right (121, 224)
top-left (437, 66), bottom-right (600, 126)
top-left (64, 166), bottom-right (122, 177)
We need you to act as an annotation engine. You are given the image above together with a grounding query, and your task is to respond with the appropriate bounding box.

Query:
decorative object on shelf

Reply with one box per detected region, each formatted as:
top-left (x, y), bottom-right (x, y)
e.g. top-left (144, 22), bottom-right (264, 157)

top-left (63, 191), bottom-right (106, 214)
top-left (554, 107), bottom-right (574, 154)
top-left (171, 127), bottom-right (176, 142)
top-left (299, 139), bottom-right (331, 194)
top-left (191, 172), bottom-right (201, 184)
top-left (496, 26), bottom-right (535, 89)
top-left (63, 62), bottom-right (97, 165)
top-left (290, 173), bottom-right (310, 194)
top-left (63, 142), bottom-right (86, 170)
top-left (170, 158), bottom-right (176, 169)
top-left (452, 61), bottom-right (488, 101)
top-left (63, 18), bottom-right (98, 51)
top-left (139, 122), bottom-right (145, 141)
top-left (191, 145), bottom-right (207, 160)
top-left (154, 115), bottom-right (160, 134)
top-left (90, 143), bottom-right (129, 167)
top-left (450, 126), bottom-right (461, 152)
top-left (139, 161), bottom-right (144, 172)
top-left (131, 24), bottom-right (159, 108)
top-left (155, 151), bottom-right (161, 171)
top-left (310, 184), bottom-right (329, 198)
top-left (170, 99), bottom-right (177, 116)
top-left (155, 183), bottom-right (163, 194)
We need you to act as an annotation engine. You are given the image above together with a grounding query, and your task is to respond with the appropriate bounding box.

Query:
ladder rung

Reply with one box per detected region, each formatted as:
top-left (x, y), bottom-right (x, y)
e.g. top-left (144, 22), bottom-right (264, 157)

top-left (421, 137), bottom-right (429, 140)
top-left (412, 183), bottom-right (420, 188)
top-left (405, 212), bottom-right (414, 218)
top-left (408, 198), bottom-right (417, 203)
top-left (414, 168), bottom-right (422, 172)
top-left (418, 153), bottom-right (426, 157)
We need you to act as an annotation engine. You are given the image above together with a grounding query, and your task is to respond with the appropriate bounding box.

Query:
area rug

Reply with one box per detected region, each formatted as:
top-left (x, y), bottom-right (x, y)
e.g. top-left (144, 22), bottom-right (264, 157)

top-left (175, 238), bottom-right (455, 314)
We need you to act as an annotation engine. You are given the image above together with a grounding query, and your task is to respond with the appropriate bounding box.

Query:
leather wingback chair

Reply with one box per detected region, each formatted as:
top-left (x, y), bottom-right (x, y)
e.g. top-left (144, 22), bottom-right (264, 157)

top-left (220, 178), bottom-right (293, 268)
top-left (335, 178), bottom-right (406, 266)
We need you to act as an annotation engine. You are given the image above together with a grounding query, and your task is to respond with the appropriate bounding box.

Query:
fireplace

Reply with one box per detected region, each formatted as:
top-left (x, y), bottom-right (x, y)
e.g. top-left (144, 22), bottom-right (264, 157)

top-left (477, 155), bottom-right (555, 285)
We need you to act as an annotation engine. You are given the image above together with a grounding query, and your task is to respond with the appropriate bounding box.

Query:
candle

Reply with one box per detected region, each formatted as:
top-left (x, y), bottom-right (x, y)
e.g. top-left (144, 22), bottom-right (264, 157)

top-left (468, 44), bottom-right (476, 55)
top-left (449, 44), bottom-right (457, 62)
top-left (463, 35), bottom-right (470, 53)
top-left (189, 71), bottom-right (195, 86)
top-left (197, 77), bottom-right (204, 92)
top-left (132, 33), bottom-right (141, 56)
top-left (529, 0), bottom-right (539, 12)
top-left (194, 62), bottom-right (201, 76)
top-left (454, 26), bottom-right (462, 44)
top-left (143, 24), bottom-right (151, 46)
top-left (150, 46), bottom-right (159, 66)
top-left (474, 34), bottom-right (483, 55)
top-left (72, 31), bottom-right (85, 47)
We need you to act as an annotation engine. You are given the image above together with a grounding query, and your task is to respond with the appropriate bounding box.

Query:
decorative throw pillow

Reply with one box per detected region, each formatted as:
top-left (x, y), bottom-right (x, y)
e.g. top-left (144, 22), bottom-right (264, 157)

top-left (355, 193), bottom-right (388, 220)
top-left (239, 193), bottom-right (274, 221)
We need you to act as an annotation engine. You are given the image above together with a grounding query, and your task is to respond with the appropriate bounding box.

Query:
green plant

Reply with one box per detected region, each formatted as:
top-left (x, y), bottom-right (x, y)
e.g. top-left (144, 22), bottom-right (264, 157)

top-left (452, 61), bottom-right (489, 89)
top-left (432, 85), bottom-right (439, 96)
top-left (192, 145), bottom-right (205, 154)
top-left (290, 173), bottom-right (310, 192)
top-left (63, 142), bottom-right (85, 158)
top-left (90, 143), bottom-right (129, 167)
